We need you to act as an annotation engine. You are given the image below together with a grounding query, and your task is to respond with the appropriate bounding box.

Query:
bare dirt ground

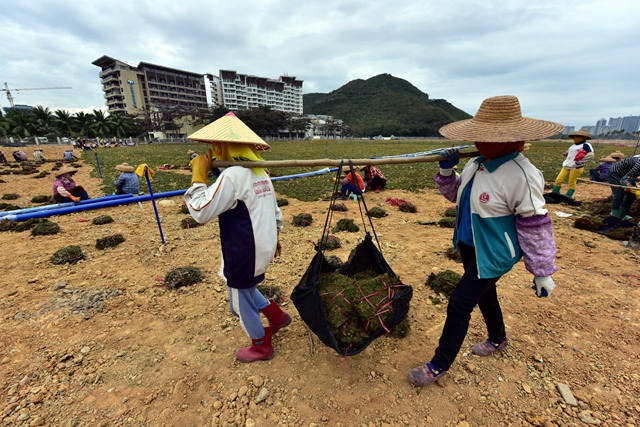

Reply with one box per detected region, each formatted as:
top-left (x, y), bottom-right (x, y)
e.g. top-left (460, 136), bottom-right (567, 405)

top-left (0, 146), bottom-right (639, 427)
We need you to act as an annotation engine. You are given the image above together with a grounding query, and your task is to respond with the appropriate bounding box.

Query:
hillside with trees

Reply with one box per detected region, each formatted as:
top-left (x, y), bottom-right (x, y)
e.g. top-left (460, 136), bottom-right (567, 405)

top-left (304, 74), bottom-right (472, 137)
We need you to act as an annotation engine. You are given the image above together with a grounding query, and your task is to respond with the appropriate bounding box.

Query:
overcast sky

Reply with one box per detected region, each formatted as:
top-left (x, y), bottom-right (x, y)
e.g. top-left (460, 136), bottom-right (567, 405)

top-left (1, 0), bottom-right (638, 129)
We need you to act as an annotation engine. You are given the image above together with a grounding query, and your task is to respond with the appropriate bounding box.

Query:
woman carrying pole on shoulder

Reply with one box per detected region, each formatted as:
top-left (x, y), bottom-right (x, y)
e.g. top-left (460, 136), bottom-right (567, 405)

top-left (408, 95), bottom-right (561, 387)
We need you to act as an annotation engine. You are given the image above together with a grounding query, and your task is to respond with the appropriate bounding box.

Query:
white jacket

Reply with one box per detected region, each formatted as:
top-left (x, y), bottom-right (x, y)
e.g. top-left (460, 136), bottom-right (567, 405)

top-left (184, 166), bottom-right (283, 288)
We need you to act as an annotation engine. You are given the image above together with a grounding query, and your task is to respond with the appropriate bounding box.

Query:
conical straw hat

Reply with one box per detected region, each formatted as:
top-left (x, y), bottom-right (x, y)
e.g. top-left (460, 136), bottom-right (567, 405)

top-left (438, 95), bottom-right (564, 143)
top-left (599, 155), bottom-right (616, 162)
top-left (568, 129), bottom-right (592, 140)
top-left (54, 167), bottom-right (78, 177)
top-left (187, 112), bottom-right (269, 151)
top-left (611, 151), bottom-right (626, 159)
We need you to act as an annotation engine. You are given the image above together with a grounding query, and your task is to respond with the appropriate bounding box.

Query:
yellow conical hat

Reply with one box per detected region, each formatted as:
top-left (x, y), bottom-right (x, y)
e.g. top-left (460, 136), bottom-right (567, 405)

top-left (187, 111), bottom-right (270, 151)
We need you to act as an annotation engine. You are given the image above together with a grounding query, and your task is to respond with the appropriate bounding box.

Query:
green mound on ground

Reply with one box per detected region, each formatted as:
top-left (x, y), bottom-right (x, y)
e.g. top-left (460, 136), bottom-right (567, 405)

top-left (2, 193), bottom-right (20, 200)
top-left (293, 213), bottom-right (313, 226)
top-left (50, 245), bottom-right (85, 265)
top-left (330, 203), bottom-right (348, 212)
top-left (320, 270), bottom-right (407, 345)
top-left (438, 217), bottom-right (455, 228)
top-left (31, 221), bottom-right (60, 236)
top-left (444, 206), bottom-right (456, 217)
top-left (574, 216), bottom-right (604, 231)
top-left (332, 218), bottom-right (360, 233)
top-left (257, 284), bottom-right (286, 303)
top-left (179, 203), bottom-right (189, 214)
top-left (276, 198), bottom-right (289, 207)
top-left (96, 234), bottom-right (125, 249)
top-left (445, 247), bottom-right (462, 262)
top-left (325, 255), bottom-right (344, 267)
top-left (0, 203), bottom-right (21, 211)
top-left (165, 266), bottom-right (204, 289)
top-left (92, 215), bottom-right (114, 225)
top-left (31, 195), bottom-right (53, 203)
top-left (398, 202), bottom-right (417, 213)
top-left (181, 217), bottom-right (202, 229)
top-left (0, 218), bottom-right (45, 233)
top-left (426, 270), bottom-right (461, 301)
top-left (317, 234), bottom-right (341, 250)
top-left (367, 207), bottom-right (387, 218)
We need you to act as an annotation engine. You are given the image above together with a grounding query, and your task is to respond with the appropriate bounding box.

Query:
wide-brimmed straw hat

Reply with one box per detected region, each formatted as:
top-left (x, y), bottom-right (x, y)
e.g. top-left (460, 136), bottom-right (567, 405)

top-left (599, 155), bottom-right (616, 162)
top-left (568, 129), bottom-right (592, 140)
top-left (187, 150), bottom-right (195, 155)
top-left (54, 167), bottom-right (78, 177)
top-left (438, 95), bottom-right (564, 143)
top-left (115, 162), bottom-right (135, 172)
top-left (611, 151), bottom-right (626, 159)
top-left (186, 112), bottom-right (270, 151)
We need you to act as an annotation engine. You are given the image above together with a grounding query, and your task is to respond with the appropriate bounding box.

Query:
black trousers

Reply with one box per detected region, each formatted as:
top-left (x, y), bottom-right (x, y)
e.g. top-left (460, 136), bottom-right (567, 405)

top-left (432, 242), bottom-right (506, 371)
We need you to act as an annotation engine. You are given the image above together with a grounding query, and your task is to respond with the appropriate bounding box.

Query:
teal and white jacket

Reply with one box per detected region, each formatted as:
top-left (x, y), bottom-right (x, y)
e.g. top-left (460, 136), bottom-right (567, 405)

top-left (436, 151), bottom-right (555, 279)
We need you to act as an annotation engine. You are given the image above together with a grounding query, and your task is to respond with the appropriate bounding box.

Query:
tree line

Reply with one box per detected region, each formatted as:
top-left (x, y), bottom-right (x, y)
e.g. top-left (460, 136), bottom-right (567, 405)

top-left (0, 105), bottom-right (321, 141)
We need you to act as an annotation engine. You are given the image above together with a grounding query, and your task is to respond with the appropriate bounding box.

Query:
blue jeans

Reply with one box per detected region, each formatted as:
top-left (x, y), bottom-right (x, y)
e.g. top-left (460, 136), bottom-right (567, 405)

top-left (341, 183), bottom-right (361, 195)
top-left (432, 242), bottom-right (505, 371)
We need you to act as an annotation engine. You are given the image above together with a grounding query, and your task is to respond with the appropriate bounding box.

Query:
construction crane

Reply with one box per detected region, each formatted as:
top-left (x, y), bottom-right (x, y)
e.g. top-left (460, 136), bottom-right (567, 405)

top-left (2, 82), bottom-right (73, 108)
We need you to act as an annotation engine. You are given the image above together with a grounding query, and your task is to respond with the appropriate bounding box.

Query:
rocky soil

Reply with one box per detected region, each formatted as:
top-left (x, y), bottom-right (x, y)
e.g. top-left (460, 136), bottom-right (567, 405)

top-left (0, 145), bottom-right (639, 427)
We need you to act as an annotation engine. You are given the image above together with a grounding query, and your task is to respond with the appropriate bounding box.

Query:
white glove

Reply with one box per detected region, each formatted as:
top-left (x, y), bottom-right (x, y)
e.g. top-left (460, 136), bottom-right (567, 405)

top-left (532, 276), bottom-right (555, 298)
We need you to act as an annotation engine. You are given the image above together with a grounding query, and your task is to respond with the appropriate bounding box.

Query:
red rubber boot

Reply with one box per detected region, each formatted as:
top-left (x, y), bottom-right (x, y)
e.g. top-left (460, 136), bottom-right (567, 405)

top-left (235, 327), bottom-right (274, 363)
top-left (261, 300), bottom-right (292, 333)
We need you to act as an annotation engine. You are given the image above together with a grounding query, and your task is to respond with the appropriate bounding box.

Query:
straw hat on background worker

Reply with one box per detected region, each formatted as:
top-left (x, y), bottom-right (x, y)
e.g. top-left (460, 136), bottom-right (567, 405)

top-left (115, 162), bottom-right (135, 172)
top-left (54, 167), bottom-right (78, 177)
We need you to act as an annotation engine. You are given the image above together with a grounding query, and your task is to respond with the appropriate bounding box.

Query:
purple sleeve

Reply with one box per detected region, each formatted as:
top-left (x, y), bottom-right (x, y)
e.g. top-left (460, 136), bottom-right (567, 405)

top-left (435, 172), bottom-right (460, 203)
top-left (515, 214), bottom-right (558, 277)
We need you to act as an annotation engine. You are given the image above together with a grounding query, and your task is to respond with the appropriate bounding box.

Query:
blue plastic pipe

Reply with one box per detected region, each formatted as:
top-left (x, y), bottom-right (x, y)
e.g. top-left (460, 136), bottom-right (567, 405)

top-left (270, 167), bottom-right (339, 181)
top-left (95, 152), bottom-right (103, 178)
top-left (6, 190), bottom-right (186, 222)
top-left (0, 194), bottom-right (134, 218)
top-left (6, 167), bottom-right (344, 222)
top-left (144, 168), bottom-right (165, 244)
top-left (370, 144), bottom-right (474, 159)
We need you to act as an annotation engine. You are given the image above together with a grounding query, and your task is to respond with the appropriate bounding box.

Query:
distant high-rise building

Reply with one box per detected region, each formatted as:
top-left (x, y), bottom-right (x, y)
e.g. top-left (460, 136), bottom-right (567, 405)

top-left (620, 115), bottom-right (640, 134)
top-left (91, 55), bottom-right (209, 115)
top-left (595, 118), bottom-right (607, 135)
top-left (211, 70), bottom-right (303, 114)
top-left (608, 117), bottom-right (623, 131)
top-left (562, 126), bottom-right (575, 135)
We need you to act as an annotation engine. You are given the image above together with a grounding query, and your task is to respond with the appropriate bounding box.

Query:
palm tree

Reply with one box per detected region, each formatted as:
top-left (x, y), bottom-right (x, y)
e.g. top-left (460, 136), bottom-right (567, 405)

top-left (54, 109), bottom-right (74, 136)
top-left (90, 109), bottom-right (111, 138)
top-left (72, 111), bottom-right (95, 138)
top-left (4, 109), bottom-right (35, 138)
top-left (32, 106), bottom-right (55, 135)
top-left (108, 112), bottom-right (132, 138)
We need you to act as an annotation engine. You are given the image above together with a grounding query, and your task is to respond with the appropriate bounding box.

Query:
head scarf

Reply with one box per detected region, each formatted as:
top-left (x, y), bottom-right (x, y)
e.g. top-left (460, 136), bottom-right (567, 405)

top-left (212, 141), bottom-right (267, 177)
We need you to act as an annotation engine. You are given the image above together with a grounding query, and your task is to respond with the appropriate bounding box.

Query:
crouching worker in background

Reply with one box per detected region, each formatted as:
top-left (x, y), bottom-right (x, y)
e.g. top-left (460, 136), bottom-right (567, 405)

top-left (113, 163), bottom-right (140, 194)
top-left (52, 167), bottom-right (90, 203)
top-left (184, 112), bottom-right (291, 363)
top-left (408, 95), bottom-right (560, 387)
top-left (360, 165), bottom-right (388, 193)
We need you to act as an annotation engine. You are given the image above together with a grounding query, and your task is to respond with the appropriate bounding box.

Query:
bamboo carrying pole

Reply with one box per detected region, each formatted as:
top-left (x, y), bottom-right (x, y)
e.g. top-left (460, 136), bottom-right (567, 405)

top-left (576, 178), bottom-right (637, 190)
top-left (209, 151), bottom-right (481, 169)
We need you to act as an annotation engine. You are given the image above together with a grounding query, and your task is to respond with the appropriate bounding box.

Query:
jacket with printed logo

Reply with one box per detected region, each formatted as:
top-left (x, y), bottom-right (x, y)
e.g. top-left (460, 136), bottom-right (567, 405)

top-left (436, 151), bottom-right (556, 279)
top-left (184, 166), bottom-right (283, 288)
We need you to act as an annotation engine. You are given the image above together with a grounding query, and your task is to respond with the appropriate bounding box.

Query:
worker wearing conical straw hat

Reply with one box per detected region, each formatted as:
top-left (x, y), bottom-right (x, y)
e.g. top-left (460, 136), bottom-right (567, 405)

top-left (589, 152), bottom-right (624, 183)
top-left (408, 95), bottom-right (563, 387)
top-left (550, 129), bottom-right (594, 198)
top-left (52, 167), bottom-right (90, 203)
top-left (184, 112), bottom-right (290, 363)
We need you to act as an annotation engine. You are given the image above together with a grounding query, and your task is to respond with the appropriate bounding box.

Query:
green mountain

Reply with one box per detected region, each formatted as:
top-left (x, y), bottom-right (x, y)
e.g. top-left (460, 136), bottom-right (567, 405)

top-left (303, 74), bottom-right (472, 137)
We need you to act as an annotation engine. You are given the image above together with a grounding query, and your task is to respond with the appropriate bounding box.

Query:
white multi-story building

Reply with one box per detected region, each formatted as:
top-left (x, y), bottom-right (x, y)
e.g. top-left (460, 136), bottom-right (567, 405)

top-left (210, 70), bottom-right (303, 114)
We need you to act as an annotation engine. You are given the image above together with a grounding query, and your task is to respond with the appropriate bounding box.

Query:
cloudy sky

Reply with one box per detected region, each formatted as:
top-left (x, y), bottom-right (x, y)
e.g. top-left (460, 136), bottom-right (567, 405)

top-left (1, 0), bottom-right (638, 129)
